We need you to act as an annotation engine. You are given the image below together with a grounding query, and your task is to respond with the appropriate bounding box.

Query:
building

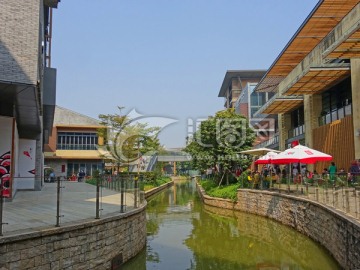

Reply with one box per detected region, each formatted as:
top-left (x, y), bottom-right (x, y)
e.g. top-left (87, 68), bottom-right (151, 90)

top-left (254, 0), bottom-right (360, 172)
top-left (218, 70), bottom-right (278, 149)
top-left (218, 70), bottom-right (266, 109)
top-left (0, 1), bottom-right (60, 198)
top-left (44, 106), bottom-right (106, 179)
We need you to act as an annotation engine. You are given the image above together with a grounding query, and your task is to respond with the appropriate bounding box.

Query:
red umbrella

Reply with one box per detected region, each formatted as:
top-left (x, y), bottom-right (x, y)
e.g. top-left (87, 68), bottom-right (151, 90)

top-left (271, 145), bottom-right (332, 164)
top-left (255, 151), bottom-right (279, 164)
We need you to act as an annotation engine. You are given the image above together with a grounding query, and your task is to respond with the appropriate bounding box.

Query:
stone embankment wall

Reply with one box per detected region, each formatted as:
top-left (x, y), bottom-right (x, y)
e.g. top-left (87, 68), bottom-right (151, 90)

top-left (197, 184), bottom-right (360, 270)
top-left (145, 180), bottom-right (174, 199)
top-left (0, 206), bottom-right (147, 270)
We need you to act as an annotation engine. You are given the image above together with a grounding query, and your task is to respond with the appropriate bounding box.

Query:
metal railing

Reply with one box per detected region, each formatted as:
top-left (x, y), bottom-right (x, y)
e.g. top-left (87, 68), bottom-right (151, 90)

top-left (243, 173), bottom-right (360, 220)
top-left (255, 133), bottom-right (279, 148)
top-left (318, 104), bottom-right (352, 126)
top-left (288, 125), bottom-right (305, 138)
top-left (0, 175), bottom-right (146, 236)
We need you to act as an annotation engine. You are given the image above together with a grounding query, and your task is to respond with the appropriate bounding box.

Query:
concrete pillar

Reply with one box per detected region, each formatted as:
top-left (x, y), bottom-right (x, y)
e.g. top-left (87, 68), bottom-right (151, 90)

top-left (304, 94), bottom-right (322, 172)
top-left (351, 58), bottom-right (360, 159)
top-left (278, 113), bottom-right (291, 151)
top-left (34, 134), bottom-right (43, 191)
top-left (304, 94), bottom-right (322, 149)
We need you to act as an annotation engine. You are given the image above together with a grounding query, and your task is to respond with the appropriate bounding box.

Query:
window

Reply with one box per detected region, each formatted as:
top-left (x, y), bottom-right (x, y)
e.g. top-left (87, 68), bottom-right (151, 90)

top-left (321, 77), bottom-right (352, 114)
top-left (57, 132), bottom-right (98, 150)
top-left (291, 107), bottom-right (304, 128)
top-left (67, 162), bottom-right (104, 177)
top-left (250, 92), bottom-right (266, 117)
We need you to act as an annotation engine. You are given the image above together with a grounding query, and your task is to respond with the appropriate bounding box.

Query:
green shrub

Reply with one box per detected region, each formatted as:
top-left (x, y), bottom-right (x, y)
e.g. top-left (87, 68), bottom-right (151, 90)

top-left (200, 179), bottom-right (239, 201)
top-left (237, 170), bottom-right (252, 188)
top-left (207, 184), bottom-right (240, 201)
top-left (199, 179), bottom-right (217, 192)
top-left (85, 178), bottom-right (97, 185)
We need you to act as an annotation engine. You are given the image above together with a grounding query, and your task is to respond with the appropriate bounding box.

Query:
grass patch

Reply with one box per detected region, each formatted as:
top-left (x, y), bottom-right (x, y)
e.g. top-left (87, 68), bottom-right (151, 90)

top-left (200, 179), bottom-right (240, 201)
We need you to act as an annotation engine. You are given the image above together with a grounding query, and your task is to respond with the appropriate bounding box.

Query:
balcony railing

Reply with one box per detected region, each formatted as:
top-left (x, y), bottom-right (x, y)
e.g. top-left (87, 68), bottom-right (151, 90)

top-left (318, 104), bottom-right (352, 126)
top-left (255, 133), bottom-right (279, 148)
top-left (57, 145), bottom-right (98, 150)
top-left (288, 125), bottom-right (305, 138)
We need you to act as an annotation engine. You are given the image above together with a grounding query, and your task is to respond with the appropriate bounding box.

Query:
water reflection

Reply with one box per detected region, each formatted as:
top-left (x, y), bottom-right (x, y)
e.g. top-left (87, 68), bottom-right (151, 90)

top-left (123, 179), bottom-right (340, 270)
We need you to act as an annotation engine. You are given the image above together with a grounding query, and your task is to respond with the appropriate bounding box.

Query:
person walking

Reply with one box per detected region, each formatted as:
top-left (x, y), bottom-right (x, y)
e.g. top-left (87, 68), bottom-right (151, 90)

top-left (328, 162), bottom-right (337, 186)
top-left (49, 171), bottom-right (55, 183)
top-left (78, 170), bottom-right (85, 182)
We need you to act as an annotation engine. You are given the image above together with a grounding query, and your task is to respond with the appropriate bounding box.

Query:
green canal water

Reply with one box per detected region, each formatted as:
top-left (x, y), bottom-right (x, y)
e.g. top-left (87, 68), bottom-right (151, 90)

top-left (123, 179), bottom-right (341, 270)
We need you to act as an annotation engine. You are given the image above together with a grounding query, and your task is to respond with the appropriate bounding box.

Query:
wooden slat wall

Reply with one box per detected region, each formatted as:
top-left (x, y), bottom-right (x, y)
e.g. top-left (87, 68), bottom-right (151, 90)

top-left (313, 116), bottom-right (355, 173)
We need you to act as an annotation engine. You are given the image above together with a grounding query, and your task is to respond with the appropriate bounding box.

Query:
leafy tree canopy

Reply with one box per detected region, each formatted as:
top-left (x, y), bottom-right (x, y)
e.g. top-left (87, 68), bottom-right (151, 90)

top-left (98, 106), bottom-right (162, 164)
top-left (184, 108), bottom-right (255, 177)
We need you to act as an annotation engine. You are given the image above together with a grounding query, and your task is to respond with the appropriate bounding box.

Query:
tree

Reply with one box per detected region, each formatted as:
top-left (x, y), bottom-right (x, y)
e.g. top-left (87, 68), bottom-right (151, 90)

top-left (184, 108), bottom-right (255, 183)
top-left (97, 107), bottom-right (162, 169)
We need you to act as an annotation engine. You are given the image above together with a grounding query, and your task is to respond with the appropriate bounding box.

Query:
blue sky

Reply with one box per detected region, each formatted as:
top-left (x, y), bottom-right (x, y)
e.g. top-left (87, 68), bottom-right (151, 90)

top-left (52, 0), bottom-right (318, 148)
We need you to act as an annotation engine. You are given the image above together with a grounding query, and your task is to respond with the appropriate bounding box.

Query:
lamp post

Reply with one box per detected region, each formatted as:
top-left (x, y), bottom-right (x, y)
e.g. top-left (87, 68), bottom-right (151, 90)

top-left (120, 161), bottom-right (125, 213)
top-left (134, 139), bottom-right (141, 208)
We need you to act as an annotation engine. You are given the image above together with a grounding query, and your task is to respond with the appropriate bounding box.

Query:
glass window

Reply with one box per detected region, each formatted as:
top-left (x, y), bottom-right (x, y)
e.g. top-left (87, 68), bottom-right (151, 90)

top-left (321, 77), bottom-right (351, 114)
top-left (74, 164), bottom-right (79, 174)
top-left (57, 132), bottom-right (98, 150)
top-left (67, 163), bottom-right (73, 176)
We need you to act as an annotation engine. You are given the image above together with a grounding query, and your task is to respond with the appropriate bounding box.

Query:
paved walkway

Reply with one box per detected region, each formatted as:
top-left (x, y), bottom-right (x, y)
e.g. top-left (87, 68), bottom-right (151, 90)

top-left (1, 181), bottom-right (136, 237)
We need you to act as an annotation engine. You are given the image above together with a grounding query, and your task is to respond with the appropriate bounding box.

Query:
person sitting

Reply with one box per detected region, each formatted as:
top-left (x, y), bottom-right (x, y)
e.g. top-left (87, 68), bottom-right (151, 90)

top-left (294, 173), bottom-right (302, 185)
top-left (304, 170), bottom-right (313, 185)
top-left (322, 168), bottom-right (329, 178)
top-left (338, 168), bottom-right (346, 175)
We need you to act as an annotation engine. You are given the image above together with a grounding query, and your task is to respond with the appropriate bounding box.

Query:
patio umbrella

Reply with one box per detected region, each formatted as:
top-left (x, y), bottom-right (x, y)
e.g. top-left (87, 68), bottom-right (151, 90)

top-left (271, 144), bottom-right (332, 164)
top-left (255, 151), bottom-right (279, 164)
top-left (240, 148), bottom-right (281, 156)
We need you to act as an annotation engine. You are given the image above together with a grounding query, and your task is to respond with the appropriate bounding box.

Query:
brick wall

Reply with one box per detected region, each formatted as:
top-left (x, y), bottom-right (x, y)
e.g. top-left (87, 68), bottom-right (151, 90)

top-left (197, 183), bottom-right (360, 270)
top-left (0, 206), bottom-right (147, 269)
top-left (0, 0), bottom-right (40, 85)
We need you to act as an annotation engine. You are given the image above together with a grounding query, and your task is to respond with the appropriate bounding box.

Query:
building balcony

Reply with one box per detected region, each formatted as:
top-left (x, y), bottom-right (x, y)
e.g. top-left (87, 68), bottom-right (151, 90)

top-left (318, 104), bottom-right (352, 126)
top-left (254, 133), bottom-right (279, 149)
top-left (288, 125), bottom-right (305, 138)
top-left (253, 93), bottom-right (303, 116)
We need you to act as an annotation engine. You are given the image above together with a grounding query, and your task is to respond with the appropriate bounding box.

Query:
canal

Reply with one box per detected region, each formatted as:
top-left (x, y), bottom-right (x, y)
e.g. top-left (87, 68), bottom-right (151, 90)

top-left (123, 179), bottom-right (340, 270)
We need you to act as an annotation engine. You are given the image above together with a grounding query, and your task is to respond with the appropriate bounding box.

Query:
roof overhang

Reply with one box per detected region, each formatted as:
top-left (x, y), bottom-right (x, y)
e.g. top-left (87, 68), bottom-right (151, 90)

top-left (218, 70), bottom-right (266, 97)
top-left (56, 125), bottom-right (101, 129)
top-left (283, 65), bottom-right (350, 95)
top-left (46, 150), bottom-right (103, 160)
top-left (254, 94), bottom-right (303, 115)
top-left (326, 29), bottom-right (360, 58)
top-left (44, 0), bottom-right (60, 8)
top-left (0, 81), bottom-right (41, 139)
top-left (262, 98), bottom-right (303, 114)
top-left (255, 0), bottom-right (359, 93)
